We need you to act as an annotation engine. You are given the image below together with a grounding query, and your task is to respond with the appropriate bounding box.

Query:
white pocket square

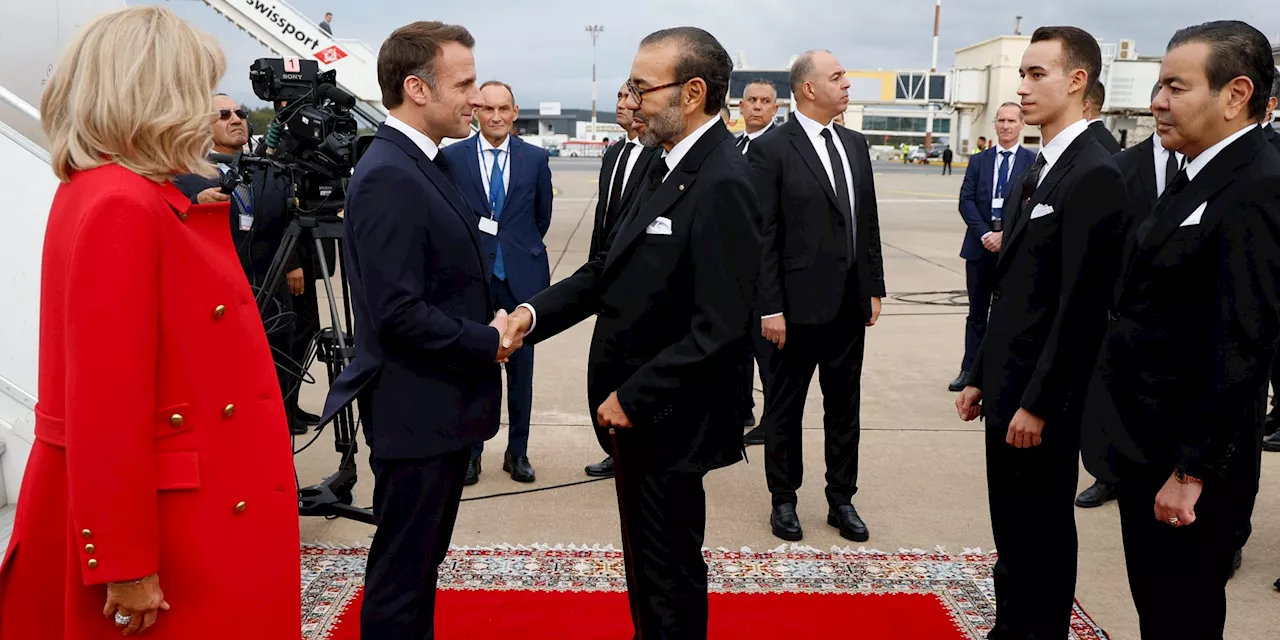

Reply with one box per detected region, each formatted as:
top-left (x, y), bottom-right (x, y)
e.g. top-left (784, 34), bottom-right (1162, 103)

top-left (1180, 202), bottom-right (1207, 227)
top-left (645, 216), bottom-right (673, 235)
top-left (1030, 204), bottom-right (1056, 219)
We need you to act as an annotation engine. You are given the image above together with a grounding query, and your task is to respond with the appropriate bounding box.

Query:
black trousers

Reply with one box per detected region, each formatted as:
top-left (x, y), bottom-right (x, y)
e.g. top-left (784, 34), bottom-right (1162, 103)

top-left (615, 451), bottom-right (709, 639)
top-left (473, 277), bottom-right (534, 459)
top-left (742, 312), bottom-right (777, 418)
top-left (1269, 351), bottom-right (1280, 414)
top-left (362, 449), bottom-right (471, 640)
top-left (984, 422), bottom-right (1080, 640)
top-left (257, 277), bottom-right (296, 425)
top-left (763, 285), bottom-right (866, 509)
top-left (942, 160), bottom-right (953, 175)
top-left (962, 253), bottom-right (996, 371)
top-left (288, 240), bottom-right (322, 416)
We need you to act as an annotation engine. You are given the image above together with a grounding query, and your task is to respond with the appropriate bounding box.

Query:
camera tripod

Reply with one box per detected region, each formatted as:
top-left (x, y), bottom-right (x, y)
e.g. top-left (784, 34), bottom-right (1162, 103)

top-left (258, 212), bottom-right (375, 525)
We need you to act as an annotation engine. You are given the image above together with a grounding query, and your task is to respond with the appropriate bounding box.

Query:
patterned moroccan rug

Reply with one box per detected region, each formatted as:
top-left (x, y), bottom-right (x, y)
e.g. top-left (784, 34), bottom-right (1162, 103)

top-left (300, 544), bottom-right (1109, 639)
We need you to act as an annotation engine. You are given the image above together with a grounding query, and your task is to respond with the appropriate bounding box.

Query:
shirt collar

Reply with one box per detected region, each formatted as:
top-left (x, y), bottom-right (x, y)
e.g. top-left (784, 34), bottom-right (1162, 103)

top-left (661, 115), bottom-right (719, 175)
top-left (995, 143), bottom-right (1020, 155)
top-left (1087, 118), bottom-right (1104, 125)
top-left (1039, 118), bottom-right (1090, 166)
top-left (793, 109), bottom-right (833, 139)
top-left (746, 121), bottom-right (774, 140)
top-left (1184, 123), bottom-right (1257, 181)
top-left (384, 114), bottom-right (440, 161)
top-left (1152, 132), bottom-right (1183, 159)
top-left (479, 134), bottom-right (511, 154)
top-left (626, 133), bottom-right (643, 147)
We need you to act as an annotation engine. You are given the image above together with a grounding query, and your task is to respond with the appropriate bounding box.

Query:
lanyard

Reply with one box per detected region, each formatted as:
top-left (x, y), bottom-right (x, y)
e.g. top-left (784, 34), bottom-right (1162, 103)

top-left (478, 142), bottom-right (510, 217)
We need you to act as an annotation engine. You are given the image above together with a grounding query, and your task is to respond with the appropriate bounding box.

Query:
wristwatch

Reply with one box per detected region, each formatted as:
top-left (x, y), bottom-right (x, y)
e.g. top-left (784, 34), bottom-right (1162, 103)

top-left (1174, 469), bottom-right (1202, 485)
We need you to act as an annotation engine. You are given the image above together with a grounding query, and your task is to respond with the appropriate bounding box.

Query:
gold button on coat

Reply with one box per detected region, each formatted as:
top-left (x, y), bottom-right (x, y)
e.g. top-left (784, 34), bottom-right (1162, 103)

top-left (87, 559), bottom-right (98, 569)
top-left (85, 544), bottom-right (95, 554)
top-left (224, 404), bottom-right (235, 418)
top-left (82, 529), bottom-right (92, 539)
top-left (170, 414), bottom-right (184, 427)
top-left (213, 305), bottom-right (226, 318)
top-left (234, 501), bottom-right (247, 513)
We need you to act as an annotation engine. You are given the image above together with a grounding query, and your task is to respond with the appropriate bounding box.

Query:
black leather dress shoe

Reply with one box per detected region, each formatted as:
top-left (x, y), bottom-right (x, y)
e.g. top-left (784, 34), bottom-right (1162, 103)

top-left (289, 418), bottom-right (310, 436)
top-left (1264, 430), bottom-right (1280, 452)
top-left (295, 408), bottom-right (321, 425)
top-left (771, 504), bottom-right (803, 541)
top-left (585, 456), bottom-right (615, 477)
top-left (1273, 576), bottom-right (1279, 591)
top-left (828, 505), bottom-right (869, 542)
top-left (743, 425), bottom-right (766, 446)
top-left (504, 452), bottom-right (535, 483)
top-left (1075, 480), bottom-right (1117, 508)
top-left (948, 370), bottom-right (970, 393)
top-left (464, 458), bottom-right (481, 486)
top-left (1265, 413), bottom-right (1279, 437)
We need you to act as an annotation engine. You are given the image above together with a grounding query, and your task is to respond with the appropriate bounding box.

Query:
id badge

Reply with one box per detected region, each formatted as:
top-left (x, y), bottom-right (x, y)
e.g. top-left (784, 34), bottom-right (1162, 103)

top-left (992, 197), bottom-right (1005, 210)
top-left (238, 213), bottom-right (254, 231)
top-left (478, 216), bottom-right (499, 236)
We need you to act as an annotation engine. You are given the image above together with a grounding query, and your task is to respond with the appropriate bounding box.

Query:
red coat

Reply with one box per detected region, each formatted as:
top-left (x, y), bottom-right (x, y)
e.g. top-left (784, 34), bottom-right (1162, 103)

top-left (0, 164), bottom-right (300, 638)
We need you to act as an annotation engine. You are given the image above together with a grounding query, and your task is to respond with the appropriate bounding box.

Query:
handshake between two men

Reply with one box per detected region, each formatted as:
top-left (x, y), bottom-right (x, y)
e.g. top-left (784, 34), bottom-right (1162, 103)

top-left (488, 307), bottom-right (632, 429)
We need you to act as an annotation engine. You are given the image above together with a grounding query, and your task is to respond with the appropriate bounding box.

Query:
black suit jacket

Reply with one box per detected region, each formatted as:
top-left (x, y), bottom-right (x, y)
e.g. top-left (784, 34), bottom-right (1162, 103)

top-left (748, 117), bottom-right (886, 325)
top-left (1090, 127), bottom-right (1280, 480)
top-left (525, 119), bottom-right (762, 472)
top-left (590, 139), bottom-right (658, 257)
top-left (1264, 123), bottom-right (1280, 153)
top-left (172, 165), bottom-right (301, 282)
top-left (1089, 120), bottom-right (1122, 154)
top-left (321, 124), bottom-right (501, 459)
top-left (970, 130), bottom-right (1127, 428)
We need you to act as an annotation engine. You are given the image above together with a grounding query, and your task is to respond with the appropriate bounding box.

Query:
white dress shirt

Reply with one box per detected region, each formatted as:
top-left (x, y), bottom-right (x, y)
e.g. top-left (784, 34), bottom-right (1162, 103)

top-left (606, 134), bottom-right (645, 210)
top-left (1151, 133), bottom-right (1185, 198)
top-left (660, 115), bottom-right (721, 181)
top-left (384, 114), bottom-right (440, 160)
top-left (1036, 118), bottom-right (1091, 187)
top-left (991, 143), bottom-right (1022, 199)
top-left (738, 121), bottom-right (775, 154)
top-left (478, 134), bottom-right (511, 200)
top-left (1184, 123), bottom-right (1257, 181)
top-left (519, 115), bottom-right (722, 333)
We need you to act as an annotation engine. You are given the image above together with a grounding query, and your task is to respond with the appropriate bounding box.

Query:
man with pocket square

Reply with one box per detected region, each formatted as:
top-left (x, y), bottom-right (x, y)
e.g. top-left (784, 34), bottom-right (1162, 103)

top-left (954, 26), bottom-right (1127, 640)
top-left (1081, 22), bottom-right (1280, 637)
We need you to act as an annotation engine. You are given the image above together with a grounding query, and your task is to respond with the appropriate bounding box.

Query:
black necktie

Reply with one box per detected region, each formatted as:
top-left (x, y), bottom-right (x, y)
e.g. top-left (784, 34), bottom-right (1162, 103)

top-left (1136, 168), bottom-right (1190, 244)
top-left (614, 156), bottom-right (668, 242)
top-left (1019, 153), bottom-right (1048, 213)
top-left (606, 143), bottom-right (635, 230)
top-left (736, 135), bottom-right (750, 152)
top-left (431, 151), bottom-right (458, 187)
top-left (820, 128), bottom-right (854, 257)
top-left (1163, 150), bottom-right (1180, 192)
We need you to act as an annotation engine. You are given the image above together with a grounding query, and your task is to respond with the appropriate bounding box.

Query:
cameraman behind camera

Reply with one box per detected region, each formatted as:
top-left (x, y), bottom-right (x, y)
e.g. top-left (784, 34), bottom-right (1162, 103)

top-left (174, 94), bottom-right (309, 435)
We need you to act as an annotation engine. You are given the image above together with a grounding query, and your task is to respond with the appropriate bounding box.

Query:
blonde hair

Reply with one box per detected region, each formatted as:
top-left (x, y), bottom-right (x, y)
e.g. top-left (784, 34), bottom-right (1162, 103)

top-left (40, 6), bottom-right (227, 182)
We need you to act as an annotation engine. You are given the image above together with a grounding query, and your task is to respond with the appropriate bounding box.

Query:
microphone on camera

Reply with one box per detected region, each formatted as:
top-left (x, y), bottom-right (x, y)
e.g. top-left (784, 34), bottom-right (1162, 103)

top-left (317, 83), bottom-right (356, 108)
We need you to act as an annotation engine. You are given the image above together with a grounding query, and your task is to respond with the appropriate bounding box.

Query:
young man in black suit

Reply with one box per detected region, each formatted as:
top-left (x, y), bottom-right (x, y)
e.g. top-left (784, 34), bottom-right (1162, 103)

top-left (501, 27), bottom-right (761, 637)
top-left (1083, 21), bottom-right (1280, 637)
top-left (320, 22), bottom-right (517, 639)
top-left (748, 49), bottom-right (886, 543)
top-left (955, 26), bottom-right (1127, 640)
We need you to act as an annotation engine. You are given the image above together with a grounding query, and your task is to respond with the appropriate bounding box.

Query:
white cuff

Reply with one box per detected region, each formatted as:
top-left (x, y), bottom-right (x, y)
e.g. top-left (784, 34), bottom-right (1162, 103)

top-left (981, 231), bottom-right (992, 240)
top-left (761, 313), bottom-right (783, 320)
top-left (516, 303), bottom-right (537, 335)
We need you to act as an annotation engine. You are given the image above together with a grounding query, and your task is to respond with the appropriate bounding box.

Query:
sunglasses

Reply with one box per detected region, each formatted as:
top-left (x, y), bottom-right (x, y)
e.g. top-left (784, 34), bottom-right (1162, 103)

top-left (219, 109), bottom-right (248, 121)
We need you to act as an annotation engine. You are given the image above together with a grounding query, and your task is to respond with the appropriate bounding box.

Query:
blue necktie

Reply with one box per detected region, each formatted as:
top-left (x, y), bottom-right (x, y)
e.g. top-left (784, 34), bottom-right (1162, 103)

top-left (488, 148), bottom-right (506, 281)
top-left (993, 151), bottom-right (1012, 221)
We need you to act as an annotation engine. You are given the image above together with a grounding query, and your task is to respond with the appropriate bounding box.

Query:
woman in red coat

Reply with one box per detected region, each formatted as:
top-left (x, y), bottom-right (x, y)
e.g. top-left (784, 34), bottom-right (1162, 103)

top-left (0, 7), bottom-right (301, 638)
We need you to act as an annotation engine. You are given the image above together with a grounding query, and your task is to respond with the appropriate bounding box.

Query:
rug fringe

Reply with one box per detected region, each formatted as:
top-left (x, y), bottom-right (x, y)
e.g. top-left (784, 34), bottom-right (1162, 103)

top-left (302, 542), bottom-right (997, 555)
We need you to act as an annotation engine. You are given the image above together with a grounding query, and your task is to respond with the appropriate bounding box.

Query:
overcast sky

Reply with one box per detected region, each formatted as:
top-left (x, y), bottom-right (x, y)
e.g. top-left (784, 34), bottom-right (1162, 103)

top-left (153, 0), bottom-right (1275, 110)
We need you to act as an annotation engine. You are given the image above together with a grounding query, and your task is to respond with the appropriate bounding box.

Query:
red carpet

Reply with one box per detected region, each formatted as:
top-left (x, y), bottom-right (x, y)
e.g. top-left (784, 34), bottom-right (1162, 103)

top-left (301, 545), bottom-right (1110, 640)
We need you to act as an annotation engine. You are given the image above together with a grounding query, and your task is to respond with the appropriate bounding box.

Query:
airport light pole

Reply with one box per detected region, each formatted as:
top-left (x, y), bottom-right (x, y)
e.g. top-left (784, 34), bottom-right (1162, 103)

top-left (586, 25), bottom-right (604, 141)
top-left (925, 0), bottom-right (940, 149)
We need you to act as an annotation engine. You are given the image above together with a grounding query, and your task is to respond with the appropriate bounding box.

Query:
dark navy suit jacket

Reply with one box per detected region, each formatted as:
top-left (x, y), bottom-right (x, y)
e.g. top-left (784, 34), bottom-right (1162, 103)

top-left (443, 134), bottom-right (553, 302)
top-left (321, 123), bottom-right (501, 459)
top-left (957, 145), bottom-right (1037, 260)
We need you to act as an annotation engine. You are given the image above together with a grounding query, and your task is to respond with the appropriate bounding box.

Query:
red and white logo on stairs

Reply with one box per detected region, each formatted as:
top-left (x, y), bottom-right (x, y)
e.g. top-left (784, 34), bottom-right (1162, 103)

top-left (314, 46), bottom-right (347, 65)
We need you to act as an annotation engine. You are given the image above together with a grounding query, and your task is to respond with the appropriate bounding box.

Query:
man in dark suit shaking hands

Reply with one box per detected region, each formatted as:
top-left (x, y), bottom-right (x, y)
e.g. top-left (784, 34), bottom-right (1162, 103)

top-left (951, 102), bottom-right (1035, 392)
top-left (748, 50), bottom-right (887, 544)
top-left (955, 26), bottom-right (1127, 640)
top-left (444, 80), bottom-right (553, 485)
top-left (321, 22), bottom-right (519, 639)
top-left (500, 27), bottom-right (762, 637)
top-left (1084, 22), bottom-right (1280, 637)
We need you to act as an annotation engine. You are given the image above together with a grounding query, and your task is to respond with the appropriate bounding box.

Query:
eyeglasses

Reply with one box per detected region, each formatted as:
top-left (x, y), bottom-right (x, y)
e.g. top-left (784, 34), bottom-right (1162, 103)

top-left (219, 109), bottom-right (248, 121)
top-left (625, 79), bottom-right (688, 106)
